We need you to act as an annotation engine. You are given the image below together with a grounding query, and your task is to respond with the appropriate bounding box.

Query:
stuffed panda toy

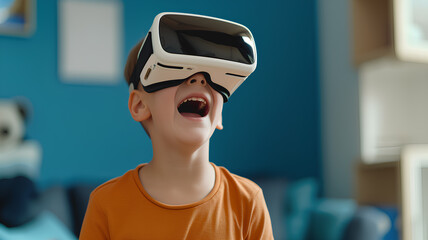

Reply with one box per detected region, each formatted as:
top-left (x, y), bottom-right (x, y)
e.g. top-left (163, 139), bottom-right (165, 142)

top-left (0, 99), bottom-right (41, 179)
top-left (0, 99), bottom-right (42, 227)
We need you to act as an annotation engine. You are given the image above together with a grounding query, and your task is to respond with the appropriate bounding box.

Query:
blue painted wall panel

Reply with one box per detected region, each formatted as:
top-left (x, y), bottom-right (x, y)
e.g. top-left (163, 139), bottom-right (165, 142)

top-left (0, 0), bottom-right (320, 185)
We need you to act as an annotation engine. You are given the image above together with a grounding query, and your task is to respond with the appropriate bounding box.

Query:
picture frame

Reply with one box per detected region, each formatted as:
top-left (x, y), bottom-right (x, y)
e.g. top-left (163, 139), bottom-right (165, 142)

top-left (401, 144), bottom-right (428, 240)
top-left (58, 0), bottom-right (123, 85)
top-left (0, 0), bottom-right (36, 37)
top-left (394, 0), bottom-right (428, 63)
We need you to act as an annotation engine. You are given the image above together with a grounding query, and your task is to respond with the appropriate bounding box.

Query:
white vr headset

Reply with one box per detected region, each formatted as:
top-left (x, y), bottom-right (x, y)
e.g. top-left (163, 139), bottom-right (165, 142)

top-left (129, 12), bottom-right (257, 102)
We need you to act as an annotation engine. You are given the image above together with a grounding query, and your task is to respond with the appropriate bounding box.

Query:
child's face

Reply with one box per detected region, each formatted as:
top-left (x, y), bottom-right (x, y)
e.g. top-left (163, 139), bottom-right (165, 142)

top-left (143, 73), bottom-right (223, 146)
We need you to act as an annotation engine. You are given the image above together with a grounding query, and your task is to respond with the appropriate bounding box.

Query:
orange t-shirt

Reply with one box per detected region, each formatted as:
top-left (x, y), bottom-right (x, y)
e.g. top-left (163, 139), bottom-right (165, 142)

top-left (80, 163), bottom-right (274, 240)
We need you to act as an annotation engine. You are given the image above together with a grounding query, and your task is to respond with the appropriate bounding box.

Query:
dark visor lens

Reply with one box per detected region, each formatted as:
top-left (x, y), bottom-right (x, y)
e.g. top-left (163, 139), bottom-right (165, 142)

top-left (159, 14), bottom-right (255, 64)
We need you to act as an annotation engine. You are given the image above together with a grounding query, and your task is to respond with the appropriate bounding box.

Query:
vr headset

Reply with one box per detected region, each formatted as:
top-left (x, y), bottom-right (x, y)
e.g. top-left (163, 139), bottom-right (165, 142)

top-left (129, 12), bottom-right (257, 102)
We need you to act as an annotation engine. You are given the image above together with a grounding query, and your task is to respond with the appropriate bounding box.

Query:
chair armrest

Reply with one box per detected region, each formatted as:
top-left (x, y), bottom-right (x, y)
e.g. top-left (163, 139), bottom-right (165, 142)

top-left (342, 206), bottom-right (391, 240)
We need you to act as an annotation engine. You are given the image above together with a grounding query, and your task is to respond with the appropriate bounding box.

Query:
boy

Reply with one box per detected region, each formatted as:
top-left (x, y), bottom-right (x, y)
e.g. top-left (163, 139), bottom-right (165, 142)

top-left (80, 12), bottom-right (273, 239)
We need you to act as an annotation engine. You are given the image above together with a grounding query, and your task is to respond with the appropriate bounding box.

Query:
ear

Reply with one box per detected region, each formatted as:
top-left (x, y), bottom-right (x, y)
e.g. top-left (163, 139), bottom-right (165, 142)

top-left (128, 90), bottom-right (151, 122)
top-left (216, 114), bottom-right (223, 130)
top-left (13, 97), bottom-right (31, 122)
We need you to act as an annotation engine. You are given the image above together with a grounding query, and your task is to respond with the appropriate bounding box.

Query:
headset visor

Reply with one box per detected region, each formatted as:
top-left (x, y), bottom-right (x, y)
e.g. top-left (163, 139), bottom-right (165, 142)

top-left (159, 14), bottom-right (255, 65)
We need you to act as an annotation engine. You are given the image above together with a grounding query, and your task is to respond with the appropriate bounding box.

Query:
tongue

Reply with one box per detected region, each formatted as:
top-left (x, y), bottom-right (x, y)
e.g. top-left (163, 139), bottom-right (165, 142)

top-left (180, 112), bottom-right (201, 118)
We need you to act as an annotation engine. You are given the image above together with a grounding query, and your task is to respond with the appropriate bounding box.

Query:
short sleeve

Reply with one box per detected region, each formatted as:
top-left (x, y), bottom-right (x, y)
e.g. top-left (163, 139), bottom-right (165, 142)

top-left (79, 191), bottom-right (110, 240)
top-left (246, 189), bottom-right (274, 240)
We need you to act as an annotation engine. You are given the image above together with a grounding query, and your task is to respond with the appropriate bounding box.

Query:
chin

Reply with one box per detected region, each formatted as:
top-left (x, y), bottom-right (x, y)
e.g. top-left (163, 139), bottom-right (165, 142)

top-left (175, 129), bottom-right (212, 148)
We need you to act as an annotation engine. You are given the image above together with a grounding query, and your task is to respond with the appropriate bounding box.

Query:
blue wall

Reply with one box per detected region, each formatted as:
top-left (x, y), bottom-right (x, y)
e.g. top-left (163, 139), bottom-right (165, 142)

top-left (0, 0), bottom-right (320, 186)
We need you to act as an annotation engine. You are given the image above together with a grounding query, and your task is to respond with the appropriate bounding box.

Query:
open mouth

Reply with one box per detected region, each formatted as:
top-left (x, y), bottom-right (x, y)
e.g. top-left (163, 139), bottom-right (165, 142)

top-left (177, 97), bottom-right (209, 118)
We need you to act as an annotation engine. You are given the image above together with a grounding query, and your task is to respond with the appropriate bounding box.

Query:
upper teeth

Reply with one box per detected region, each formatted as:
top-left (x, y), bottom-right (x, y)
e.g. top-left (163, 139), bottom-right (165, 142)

top-left (182, 97), bottom-right (206, 105)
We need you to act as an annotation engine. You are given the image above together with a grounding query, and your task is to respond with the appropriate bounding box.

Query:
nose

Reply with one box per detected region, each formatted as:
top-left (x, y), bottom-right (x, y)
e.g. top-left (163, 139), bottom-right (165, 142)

top-left (186, 74), bottom-right (207, 87)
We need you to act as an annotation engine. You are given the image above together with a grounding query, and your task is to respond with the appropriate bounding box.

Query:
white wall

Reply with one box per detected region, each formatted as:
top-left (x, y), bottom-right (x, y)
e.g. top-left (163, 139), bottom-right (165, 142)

top-left (318, 0), bottom-right (361, 198)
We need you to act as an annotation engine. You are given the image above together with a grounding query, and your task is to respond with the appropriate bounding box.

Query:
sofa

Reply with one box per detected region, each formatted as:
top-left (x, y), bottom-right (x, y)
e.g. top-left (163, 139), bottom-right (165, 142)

top-left (252, 177), bottom-right (395, 240)
top-left (0, 178), bottom-right (394, 240)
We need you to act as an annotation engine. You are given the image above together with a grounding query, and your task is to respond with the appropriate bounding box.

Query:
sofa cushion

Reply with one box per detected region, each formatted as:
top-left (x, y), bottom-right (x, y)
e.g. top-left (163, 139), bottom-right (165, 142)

top-left (252, 177), bottom-right (287, 240)
top-left (342, 206), bottom-right (392, 240)
top-left (68, 184), bottom-right (98, 237)
top-left (39, 185), bottom-right (73, 230)
top-left (284, 178), bottom-right (318, 240)
top-left (307, 198), bottom-right (356, 240)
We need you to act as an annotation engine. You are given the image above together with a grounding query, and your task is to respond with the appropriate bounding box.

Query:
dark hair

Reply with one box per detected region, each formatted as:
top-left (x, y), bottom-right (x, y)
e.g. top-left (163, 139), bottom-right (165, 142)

top-left (124, 38), bottom-right (145, 85)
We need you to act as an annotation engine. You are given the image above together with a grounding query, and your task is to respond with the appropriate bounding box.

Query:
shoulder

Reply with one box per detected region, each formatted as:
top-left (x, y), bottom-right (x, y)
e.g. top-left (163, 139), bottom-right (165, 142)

top-left (89, 166), bottom-right (140, 203)
top-left (214, 165), bottom-right (273, 239)
top-left (216, 165), bottom-right (262, 200)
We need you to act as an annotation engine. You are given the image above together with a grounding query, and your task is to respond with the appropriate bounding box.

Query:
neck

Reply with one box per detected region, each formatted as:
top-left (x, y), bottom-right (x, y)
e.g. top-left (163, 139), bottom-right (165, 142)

top-left (139, 134), bottom-right (216, 205)
top-left (147, 137), bottom-right (212, 185)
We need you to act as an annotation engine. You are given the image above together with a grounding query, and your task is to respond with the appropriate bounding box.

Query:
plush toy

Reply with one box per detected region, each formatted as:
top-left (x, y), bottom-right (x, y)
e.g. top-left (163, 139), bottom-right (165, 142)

top-left (0, 99), bottom-right (42, 227)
